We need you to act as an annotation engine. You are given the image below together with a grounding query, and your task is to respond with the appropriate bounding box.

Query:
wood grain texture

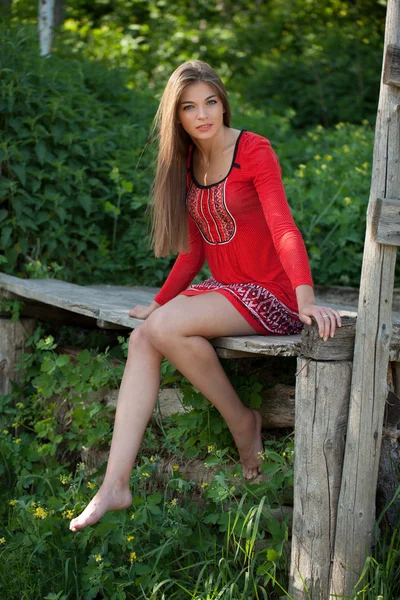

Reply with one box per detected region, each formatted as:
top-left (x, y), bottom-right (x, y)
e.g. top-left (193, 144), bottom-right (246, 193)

top-left (331, 2), bottom-right (400, 595)
top-left (376, 197), bottom-right (400, 244)
top-left (383, 43), bottom-right (400, 87)
top-left (289, 359), bottom-right (352, 600)
top-left (300, 316), bottom-right (356, 361)
top-left (0, 318), bottom-right (36, 394)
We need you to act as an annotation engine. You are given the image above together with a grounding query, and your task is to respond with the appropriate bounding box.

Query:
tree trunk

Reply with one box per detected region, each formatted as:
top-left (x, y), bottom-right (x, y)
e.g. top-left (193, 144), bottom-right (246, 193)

top-left (54, 0), bottom-right (64, 27)
top-left (38, 0), bottom-right (55, 57)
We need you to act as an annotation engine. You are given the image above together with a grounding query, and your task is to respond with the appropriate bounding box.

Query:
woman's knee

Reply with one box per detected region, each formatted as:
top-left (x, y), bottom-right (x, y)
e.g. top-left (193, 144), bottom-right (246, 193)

top-left (146, 308), bottom-right (175, 348)
top-left (128, 321), bottom-right (154, 353)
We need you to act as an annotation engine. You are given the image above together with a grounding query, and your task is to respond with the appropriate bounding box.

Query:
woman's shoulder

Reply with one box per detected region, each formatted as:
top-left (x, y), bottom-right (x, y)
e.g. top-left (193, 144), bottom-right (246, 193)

top-left (240, 130), bottom-right (279, 167)
top-left (240, 130), bottom-right (275, 156)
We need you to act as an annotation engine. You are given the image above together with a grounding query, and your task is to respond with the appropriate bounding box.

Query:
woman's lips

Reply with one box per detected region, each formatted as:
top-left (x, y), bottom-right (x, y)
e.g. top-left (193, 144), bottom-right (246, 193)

top-left (197, 124), bottom-right (212, 130)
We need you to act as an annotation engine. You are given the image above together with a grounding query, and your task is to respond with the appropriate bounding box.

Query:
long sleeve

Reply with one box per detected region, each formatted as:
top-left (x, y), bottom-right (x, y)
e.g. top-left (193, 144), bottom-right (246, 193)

top-left (153, 213), bottom-right (205, 306)
top-left (248, 136), bottom-right (313, 290)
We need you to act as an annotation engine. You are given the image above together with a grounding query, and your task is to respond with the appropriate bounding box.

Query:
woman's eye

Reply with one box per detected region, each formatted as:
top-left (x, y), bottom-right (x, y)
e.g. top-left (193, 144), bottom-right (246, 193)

top-left (207, 100), bottom-right (217, 105)
top-left (183, 105), bottom-right (194, 110)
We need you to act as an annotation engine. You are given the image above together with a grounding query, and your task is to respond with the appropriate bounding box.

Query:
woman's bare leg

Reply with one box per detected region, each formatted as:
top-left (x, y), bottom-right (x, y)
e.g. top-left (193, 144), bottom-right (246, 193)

top-left (70, 292), bottom-right (263, 532)
top-left (69, 324), bottom-right (163, 532)
top-left (145, 293), bottom-right (263, 480)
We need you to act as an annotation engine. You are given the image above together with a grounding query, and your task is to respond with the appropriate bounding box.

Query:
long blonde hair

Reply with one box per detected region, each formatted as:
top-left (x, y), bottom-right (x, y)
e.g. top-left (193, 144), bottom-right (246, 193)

top-left (147, 60), bottom-right (231, 257)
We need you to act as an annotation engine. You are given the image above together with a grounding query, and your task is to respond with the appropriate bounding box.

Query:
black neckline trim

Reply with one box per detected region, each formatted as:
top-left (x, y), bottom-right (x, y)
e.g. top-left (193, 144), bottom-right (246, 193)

top-left (190, 129), bottom-right (245, 189)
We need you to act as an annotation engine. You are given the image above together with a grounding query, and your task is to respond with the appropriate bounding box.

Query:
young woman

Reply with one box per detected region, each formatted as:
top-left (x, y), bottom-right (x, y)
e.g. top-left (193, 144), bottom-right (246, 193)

top-left (70, 60), bottom-right (341, 532)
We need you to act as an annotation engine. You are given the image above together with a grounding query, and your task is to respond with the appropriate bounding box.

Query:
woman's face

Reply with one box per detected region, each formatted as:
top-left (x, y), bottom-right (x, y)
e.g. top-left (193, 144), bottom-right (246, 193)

top-left (177, 81), bottom-right (225, 141)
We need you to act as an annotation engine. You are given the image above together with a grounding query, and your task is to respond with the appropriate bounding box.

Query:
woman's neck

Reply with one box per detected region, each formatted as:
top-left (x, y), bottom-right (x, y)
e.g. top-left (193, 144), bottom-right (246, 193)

top-left (194, 125), bottom-right (232, 165)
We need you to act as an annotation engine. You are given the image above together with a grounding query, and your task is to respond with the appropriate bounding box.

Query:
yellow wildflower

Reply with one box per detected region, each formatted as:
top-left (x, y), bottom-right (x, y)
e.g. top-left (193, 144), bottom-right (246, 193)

top-left (200, 482), bottom-right (209, 488)
top-left (2, 430), bottom-right (8, 435)
top-left (59, 474), bottom-right (71, 485)
top-left (315, 169), bottom-right (321, 175)
top-left (94, 554), bottom-right (102, 563)
top-left (149, 456), bottom-right (155, 463)
top-left (34, 506), bottom-right (48, 519)
top-left (126, 535), bottom-right (135, 542)
top-left (321, 164), bottom-right (327, 170)
top-left (207, 445), bottom-right (215, 453)
top-left (172, 465), bottom-right (179, 472)
top-left (170, 498), bottom-right (178, 506)
top-left (316, 125), bottom-right (324, 131)
top-left (130, 513), bottom-right (135, 520)
top-left (14, 438), bottom-right (21, 444)
top-left (141, 471), bottom-right (150, 478)
top-left (342, 145), bottom-right (350, 154)
top-left (9, 499), bottom-right (17, 506)
top-left (0, 538), bottom-right (5, 544)
top-left (62, 509), bottom-right (74, 519)
top-left (362, 162), bottom-right (369, 169)
top-left (297, 170), bottom-right (304, 178)
top-left (87, 482), bottom-right (96, 490)
top-left (314, 154), bottom-right (321, 160)
top-left (129, 552), bottom-right (137, 563)
top-left (344, 197), bottom-right (351, 205)
top-left (325, 155), bottom-right (333, 161)
top-left (12, 423), bottom-right (18, 428)
top-left (298, 164), bottom-right (306, 169)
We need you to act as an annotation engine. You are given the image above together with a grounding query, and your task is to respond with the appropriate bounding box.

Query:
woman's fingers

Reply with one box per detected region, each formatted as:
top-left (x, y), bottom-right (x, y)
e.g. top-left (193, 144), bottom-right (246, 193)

top-left (301, 305), bottom-right (342, 341)
top-left (129, 305), bottom-right (150, 319)
top-left (318, 308), bottom-right (342, 340)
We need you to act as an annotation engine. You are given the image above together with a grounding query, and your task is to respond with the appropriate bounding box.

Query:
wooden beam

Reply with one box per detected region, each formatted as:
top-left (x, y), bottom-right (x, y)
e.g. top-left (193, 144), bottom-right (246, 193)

top-left (289, 358), bottom-right (352, 599)
top-left (300, 316), bottom-right (355, 361)
top-left (330, 1), bottom-right (400, 595)
top-left (375, 197), bottom-right (400, 245)
top-left (383, 43), bottom-right (400, 87)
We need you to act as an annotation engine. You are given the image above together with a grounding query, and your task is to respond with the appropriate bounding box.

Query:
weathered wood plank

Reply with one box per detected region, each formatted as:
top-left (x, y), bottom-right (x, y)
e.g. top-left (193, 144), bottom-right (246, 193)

top-left (4, 272), bottom-right (400, 359)
top-left (331, 2), bottom-right (400, 595)
top-left (289, 359), bottom-right (352, 600)
top-left (300, 316), bottom-right (356, 361)
top-left (383, 43), bottom-right (400, 87)
top-left (375, 197), bottom-right (400, 245)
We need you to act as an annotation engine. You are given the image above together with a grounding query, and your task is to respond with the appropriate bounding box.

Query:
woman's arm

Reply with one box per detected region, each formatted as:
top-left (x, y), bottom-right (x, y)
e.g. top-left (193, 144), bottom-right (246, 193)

top-left (129, 213), bottom-right (205, 319)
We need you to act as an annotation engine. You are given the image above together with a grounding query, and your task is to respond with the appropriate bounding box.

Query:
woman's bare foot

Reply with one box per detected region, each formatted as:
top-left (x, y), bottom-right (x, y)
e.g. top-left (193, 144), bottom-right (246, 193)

top-left (69, 483), bottom-right (132, 532)
top-left (233, 409), bottom-right (263, 480)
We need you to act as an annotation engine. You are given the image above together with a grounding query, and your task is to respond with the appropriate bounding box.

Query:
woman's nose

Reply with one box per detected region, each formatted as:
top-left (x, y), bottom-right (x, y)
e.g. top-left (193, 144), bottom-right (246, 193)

top-left (197, 105), bottom-right (207, 118)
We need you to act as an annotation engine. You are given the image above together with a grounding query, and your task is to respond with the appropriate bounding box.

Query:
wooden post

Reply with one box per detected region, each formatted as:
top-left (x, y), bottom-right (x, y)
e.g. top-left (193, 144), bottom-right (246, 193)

top-left (330, 0), bottom-right (400, 595)
top-left (289, 322), bottom-right (354, 599)
top-left (0, 318), bottom-right (36, 395)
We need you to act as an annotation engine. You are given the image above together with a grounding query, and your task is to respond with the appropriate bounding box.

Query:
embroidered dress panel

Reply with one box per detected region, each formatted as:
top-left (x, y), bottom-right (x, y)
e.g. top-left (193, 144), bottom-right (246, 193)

top-left (187, 180), bottom-right (236, 245)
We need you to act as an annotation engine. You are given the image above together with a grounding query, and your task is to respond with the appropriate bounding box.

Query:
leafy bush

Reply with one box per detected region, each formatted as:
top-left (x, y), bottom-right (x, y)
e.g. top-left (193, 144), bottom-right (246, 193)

top-left (0, 23), bottom-right (167, 285)
top-left (0, 326), bottom-right (295, 599)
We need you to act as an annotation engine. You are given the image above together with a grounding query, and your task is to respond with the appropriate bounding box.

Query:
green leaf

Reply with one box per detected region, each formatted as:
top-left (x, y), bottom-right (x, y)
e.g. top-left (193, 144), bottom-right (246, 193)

top-left (267, 548), bottom-right (279, 562)
top-left (35, 142), bottom-right (46, 166)
top-left (12, 164), bottom-right (26, 185)
top-left (79, 194), bottom-right (92, 215)
top-left (1, 226), bottom-right (12, 247)
top-left (0, 210), bottom-right (8, 223)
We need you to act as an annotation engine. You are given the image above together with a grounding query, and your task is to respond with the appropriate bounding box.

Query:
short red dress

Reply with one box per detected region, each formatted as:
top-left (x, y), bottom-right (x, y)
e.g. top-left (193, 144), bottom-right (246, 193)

top-left (153, 130), bottom-right (314, 335)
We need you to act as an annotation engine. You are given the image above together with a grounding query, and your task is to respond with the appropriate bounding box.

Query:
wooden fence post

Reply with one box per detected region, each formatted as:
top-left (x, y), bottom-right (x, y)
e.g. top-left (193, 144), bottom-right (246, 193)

top-left (330, 0), bottom-right (400, 595)
top-left (289, 322), bottom-right (355, 599)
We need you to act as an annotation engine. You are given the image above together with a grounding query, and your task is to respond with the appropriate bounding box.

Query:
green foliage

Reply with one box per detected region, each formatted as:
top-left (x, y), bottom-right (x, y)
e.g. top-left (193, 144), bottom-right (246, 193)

top-left (49, 0), bottom-right (386, 129)
top-left (0, 327), bottom-right (295, 599)
top-left (0, 23), bottom-right (165, 285)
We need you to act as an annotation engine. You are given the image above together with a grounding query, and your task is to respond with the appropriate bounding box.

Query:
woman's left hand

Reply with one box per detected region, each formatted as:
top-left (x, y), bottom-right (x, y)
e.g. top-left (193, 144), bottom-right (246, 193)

top-left (299, 304), bottom-right (342, 341)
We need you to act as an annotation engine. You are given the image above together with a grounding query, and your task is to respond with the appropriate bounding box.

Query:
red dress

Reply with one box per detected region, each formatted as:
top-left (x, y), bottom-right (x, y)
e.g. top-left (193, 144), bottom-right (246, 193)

top-left (153, 130), bottom-right (314, 335)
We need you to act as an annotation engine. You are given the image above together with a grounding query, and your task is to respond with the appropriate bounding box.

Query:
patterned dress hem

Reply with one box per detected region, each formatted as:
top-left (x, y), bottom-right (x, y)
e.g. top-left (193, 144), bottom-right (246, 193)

top-left (178, 277), bottom-right (304, 336)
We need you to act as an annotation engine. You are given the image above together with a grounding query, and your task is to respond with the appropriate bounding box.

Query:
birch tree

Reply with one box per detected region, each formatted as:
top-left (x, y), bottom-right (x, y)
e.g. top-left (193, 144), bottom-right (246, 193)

top-left (38, 0), bottom-right (55, 57)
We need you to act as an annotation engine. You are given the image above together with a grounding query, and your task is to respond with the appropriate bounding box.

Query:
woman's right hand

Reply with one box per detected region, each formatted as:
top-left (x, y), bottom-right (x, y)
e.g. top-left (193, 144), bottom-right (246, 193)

top-left (128, 301), bottom-right (160, 320)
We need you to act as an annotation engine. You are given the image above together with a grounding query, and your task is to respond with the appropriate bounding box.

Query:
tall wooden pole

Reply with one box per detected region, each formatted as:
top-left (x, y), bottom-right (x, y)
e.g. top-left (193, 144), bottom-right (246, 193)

top-left (330, 0), bottom-right (400, 595)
